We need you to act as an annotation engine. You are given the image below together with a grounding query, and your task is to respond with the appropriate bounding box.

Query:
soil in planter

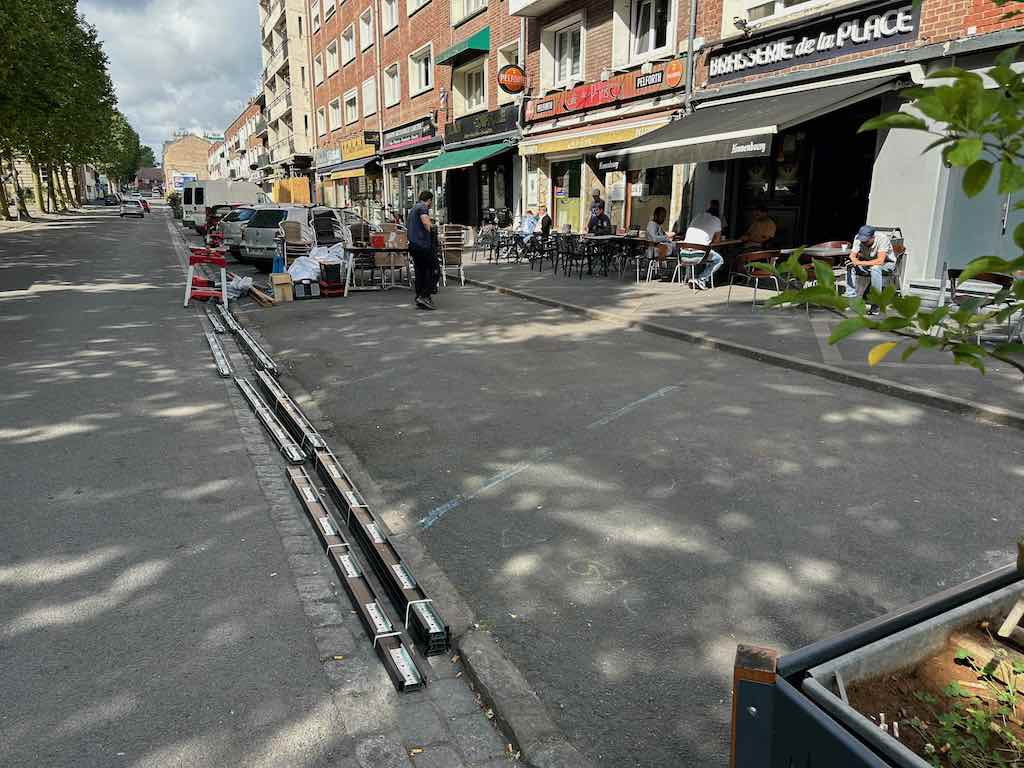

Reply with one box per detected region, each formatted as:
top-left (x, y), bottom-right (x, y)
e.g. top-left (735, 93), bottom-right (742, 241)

top-left (846, 621), bottom-right (1024, 766)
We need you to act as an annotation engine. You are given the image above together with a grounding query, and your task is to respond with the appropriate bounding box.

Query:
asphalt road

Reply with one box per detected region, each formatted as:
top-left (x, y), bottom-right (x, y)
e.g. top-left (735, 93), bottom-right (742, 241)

top-left (0, 206), bottom-right (344, 767)
top-left (250, 277), bottom-right (1024, 766)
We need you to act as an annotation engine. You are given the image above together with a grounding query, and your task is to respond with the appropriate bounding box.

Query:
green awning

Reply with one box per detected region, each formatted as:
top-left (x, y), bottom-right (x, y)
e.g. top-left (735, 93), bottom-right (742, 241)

top-left (408, 142), bottom-right (511, 176)
top-left (436, 26), bottom-right (490, 65)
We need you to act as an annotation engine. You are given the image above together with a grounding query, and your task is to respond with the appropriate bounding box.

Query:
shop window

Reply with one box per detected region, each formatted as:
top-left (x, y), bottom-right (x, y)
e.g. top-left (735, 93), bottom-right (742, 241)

top-left (359, 9), bottom-right (374, 50)
top-left (384, 63), bottom-right (401, 106)
top-left (746, 0), bottom-right (826, 23)
top-left (631, 0), bottom-right (672, 61)
top-left (329, 98), bottom-right (341, 131)
top-left (312, 0), bottom-right (321, 32)
top-left (326, 41), bottom-right (339, 75)
top-left (496, 42), bottom-right (520, 104)
top-left (540, 14), bottom-right (585, 91)
top-left (344, 90), bottom-right (359, 124)
top-left (408, 44), bottom-right (433, 96)
top-left (362, 77), bottom-right (377, 116)
top-left (643, 167), bottom-right (672, 197)
top-left (342, 26), bottom-right (356, 64)
top-left (453, 57), bottom-right (486, 117)
top-left (383, 0), bottom-right (398, 32)
top-left (314, 54), bottom-right (324, 85)
top-left (452, 0), bottom-right (485, 25)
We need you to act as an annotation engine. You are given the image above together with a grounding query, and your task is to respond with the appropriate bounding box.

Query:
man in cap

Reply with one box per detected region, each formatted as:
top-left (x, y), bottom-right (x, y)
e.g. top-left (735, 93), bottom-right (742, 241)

top-left (844, 225), bottom-right (896, 313)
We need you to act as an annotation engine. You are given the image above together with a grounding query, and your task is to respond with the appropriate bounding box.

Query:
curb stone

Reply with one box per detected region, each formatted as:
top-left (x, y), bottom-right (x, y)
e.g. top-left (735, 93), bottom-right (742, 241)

top-left (464, 275), bottom-right (1024, 431)
top-left (238, 313), bottom-right (591, 768)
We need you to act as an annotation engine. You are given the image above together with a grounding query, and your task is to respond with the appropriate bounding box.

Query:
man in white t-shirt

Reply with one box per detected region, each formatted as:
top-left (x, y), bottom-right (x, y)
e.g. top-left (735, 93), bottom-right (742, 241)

top-left (682, 205), bottom-right (725, 289)
top-left (844, 225), bottom-right (896, 312)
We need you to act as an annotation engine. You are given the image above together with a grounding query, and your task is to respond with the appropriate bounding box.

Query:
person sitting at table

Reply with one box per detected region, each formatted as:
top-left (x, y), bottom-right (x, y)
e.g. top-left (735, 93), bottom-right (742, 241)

top-left (682, 203), bottom-right (725, 290)
top-left (708, 199), bottom-right (728, 235)
top-left (587, 200), bottom-right (613, 235)
top-left (741, 204), bottom-right (777, 249)
top-left (844, 225), bottom-right (895, 314)
top-left (646, 207), bottom-right (676, 279)
top-left (538, 205), bottom-right (552, 238)
top-left (520, 209), bottom-right (539, 242)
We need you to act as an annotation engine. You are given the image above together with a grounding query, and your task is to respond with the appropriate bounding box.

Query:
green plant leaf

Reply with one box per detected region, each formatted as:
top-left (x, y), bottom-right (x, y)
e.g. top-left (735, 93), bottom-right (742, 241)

top-left (892, 294), bottom-right (922, 318)
top-left (946, 138), bottom-right (984, 166)
top-left (993, 342), bottom-right (1024, 358)
top-left (859, 112), bottom-right (928, 133)
top-left (999, 158), bottom-right (1024, 195)
top-left (812, 259), bottom-right (836, 289)
top-left (878, 316), bottom-right (911, 331)
top-left (962, 159), bottom-right (994, 197)
top-left (901, 344), bottom-right (919, 361)
top-left (954, 350), bottom-right (987, 374)
top-left (1015, 221), bottom-right (1024, 250)
top-left (829, 317), bottom-right (869, 344)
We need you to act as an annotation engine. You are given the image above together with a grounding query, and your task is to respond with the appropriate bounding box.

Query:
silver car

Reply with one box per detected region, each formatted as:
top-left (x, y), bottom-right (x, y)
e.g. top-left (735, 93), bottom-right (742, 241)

top-left (240, 205), bottom-right (345, 270)
top-left (217, 207), bottom-right (257, 254)
top-left (119, 199), bottom-right (144, 218)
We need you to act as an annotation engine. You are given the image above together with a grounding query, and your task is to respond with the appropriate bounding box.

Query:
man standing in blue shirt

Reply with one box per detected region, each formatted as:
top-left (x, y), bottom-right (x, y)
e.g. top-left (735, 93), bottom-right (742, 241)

top-left (406, 191), bottom-right (437, 310)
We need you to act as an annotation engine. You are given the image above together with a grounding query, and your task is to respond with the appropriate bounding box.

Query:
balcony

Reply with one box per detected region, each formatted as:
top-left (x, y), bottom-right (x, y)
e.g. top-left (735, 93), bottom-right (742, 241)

top-left (264, 40), bottom-right (289, 82)
top-left (268, 88), bottom-right (292, 122)
top-left (270, 137), bottom-right (296, 164)
top-left (257, 153), bottom-right (271, 168)
top-left (255, 116), bottom-right (268, 136)
top-left (261, 0), bottom-right (285, 41)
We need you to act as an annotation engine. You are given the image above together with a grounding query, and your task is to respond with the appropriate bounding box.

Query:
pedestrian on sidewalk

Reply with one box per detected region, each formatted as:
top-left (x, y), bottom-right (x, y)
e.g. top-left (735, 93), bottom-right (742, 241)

top-left (407, 190), bottom-right (437, 310)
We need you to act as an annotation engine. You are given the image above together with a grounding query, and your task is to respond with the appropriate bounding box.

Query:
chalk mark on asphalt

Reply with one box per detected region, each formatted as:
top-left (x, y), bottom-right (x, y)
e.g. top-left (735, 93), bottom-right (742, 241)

top-left (418, 384), bottom-right (680, 529)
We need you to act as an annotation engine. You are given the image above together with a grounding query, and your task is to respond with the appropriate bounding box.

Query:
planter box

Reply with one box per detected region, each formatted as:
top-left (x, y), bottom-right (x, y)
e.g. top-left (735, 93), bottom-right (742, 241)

top-left (732, 564), bottom-right (1024, 768)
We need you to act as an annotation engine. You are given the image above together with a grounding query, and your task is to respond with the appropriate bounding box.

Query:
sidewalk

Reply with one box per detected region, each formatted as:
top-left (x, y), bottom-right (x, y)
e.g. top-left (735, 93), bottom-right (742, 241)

top-left (463, 262), bottom-right (1024, 420)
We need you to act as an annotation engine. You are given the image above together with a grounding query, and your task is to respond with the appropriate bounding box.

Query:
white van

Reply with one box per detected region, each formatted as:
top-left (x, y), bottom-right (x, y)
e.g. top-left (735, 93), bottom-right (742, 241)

top-left (182, 180), bottom-right (266, 232)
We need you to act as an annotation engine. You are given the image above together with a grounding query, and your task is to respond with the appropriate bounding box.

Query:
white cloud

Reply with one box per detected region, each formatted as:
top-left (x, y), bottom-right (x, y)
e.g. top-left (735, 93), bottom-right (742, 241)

top-left (79, 0), bottom-right (263, 161)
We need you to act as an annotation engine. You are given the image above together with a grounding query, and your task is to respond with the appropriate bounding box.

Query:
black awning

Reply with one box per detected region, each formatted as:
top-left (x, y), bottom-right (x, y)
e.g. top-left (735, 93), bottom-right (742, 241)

top-left (596, 77), bottom-right (900, 171)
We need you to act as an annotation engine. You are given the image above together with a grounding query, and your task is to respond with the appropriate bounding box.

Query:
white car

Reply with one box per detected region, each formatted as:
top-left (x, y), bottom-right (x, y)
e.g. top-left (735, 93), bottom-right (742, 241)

top-left (240, 205), bottom-right (347, 270)
top-left (217, 207), bottom-right (257, 254)
top-left (119, 199), bottom-right (145, 218)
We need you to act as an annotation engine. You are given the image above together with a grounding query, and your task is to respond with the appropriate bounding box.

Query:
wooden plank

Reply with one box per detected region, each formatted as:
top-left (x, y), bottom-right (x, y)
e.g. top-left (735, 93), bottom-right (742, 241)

top-left (998, 599), bottom-right (1024, 639)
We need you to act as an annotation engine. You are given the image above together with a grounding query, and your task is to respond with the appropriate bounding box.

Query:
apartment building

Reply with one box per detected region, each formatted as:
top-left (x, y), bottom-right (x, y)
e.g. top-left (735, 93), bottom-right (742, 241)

top-left (162, 133), bottom-right (216, 192)
top-left (259, 0), bottom-right (316, 197)
top-left (207, 141), bottom-right (228, 179)
top-left (224, 95), bottom-right (268, 186)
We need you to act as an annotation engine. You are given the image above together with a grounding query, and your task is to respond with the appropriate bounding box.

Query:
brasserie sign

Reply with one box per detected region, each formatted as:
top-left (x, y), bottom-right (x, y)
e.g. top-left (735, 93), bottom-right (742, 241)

top-left (708, 0), bottom-right (920, 81)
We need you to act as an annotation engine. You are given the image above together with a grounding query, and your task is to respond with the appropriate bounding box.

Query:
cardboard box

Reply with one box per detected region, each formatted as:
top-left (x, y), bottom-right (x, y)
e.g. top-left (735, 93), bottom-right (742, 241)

top-left (271, 272), bottom-right (293, 303)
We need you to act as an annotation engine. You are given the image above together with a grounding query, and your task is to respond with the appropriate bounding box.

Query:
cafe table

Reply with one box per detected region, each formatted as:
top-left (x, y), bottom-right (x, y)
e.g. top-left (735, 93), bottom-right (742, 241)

top-left (584, 234), bottom-right (650, 277)
top-left (343, 246), bottom-right (411, 296)
top-left (781, 245), bottom-right (851, 258)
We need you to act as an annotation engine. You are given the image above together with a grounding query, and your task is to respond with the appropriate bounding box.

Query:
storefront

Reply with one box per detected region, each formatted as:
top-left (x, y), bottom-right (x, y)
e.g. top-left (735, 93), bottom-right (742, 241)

top-left (414, 103), bottom-right (520, 228)
top-left (381, 117), bottom-right (446, 222)
top-left (519, 58), bottom-right (687, 233)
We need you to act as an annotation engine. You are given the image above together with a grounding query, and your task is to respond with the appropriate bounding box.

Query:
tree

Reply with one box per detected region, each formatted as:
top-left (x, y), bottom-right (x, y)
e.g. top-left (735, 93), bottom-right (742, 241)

top-left (762, 46), bottom-right (1024, 377)
top-left (139, 146), bottom-right (157, 168)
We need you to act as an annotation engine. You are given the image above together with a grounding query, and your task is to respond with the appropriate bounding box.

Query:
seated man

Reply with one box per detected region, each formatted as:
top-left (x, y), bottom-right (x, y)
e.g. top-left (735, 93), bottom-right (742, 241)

top-left (538, 205), bottom-right (552, 238)
top-left (844, 225), bottom-right (896, 313)
top-left (646, 206), bottom-right (676, 278)
top-left (682, 204), bottom-right (726, 290)
top-left (741, 204), bottom-right (776, 249)
top-left (586, 201), bottom-right (613, 235)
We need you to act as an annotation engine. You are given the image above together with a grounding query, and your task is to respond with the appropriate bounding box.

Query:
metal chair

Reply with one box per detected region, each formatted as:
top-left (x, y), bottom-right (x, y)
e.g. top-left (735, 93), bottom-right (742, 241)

top-left (727, 250), bottom-right (782, 309)
top-left (673, 242), bottom-right (712, 288)
top-left (440, 224), bottom-right (468, 287)
top-left (941, 261), bottom-right (1022, 343)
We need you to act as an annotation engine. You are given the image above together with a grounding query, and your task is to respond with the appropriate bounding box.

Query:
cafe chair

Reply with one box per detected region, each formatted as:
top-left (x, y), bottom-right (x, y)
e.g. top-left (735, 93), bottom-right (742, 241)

top-left (727, 250), bottom-right (782, 310)
top-left (673, 242), bottom-right (713, 289)
top-left (645, 242), bottom-right (676, 283)
top-left (940, 261), bottom-right (1022, 343)
top-left (440, 224), bottom-right (468, 287)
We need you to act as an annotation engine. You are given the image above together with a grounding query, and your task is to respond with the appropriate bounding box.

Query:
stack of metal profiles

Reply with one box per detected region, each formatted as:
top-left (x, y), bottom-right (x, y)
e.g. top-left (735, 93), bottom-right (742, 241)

top-left (205, 306), bottom-right (227, 334)
top-left (253, 369), bottom-right (326, 456)
top-left (286, 466), bottom-right (427, 692)
top-left (215, 303), bottom-right (242, 333)
top-left (313, 447), bottom-right (451, 656)
top-left (204, 331), bottom-right (233, 378)
top-left (235, 328), bottom-right (279, 376)
top-left (234, 378), bottom-right (305, 464)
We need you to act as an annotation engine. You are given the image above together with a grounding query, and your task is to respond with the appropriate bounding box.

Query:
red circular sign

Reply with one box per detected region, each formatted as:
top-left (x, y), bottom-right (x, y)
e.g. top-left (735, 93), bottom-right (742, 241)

top-left (665, 59), bottom-right (685, 88)
top-left (498, 64), bottom-right (527, 95)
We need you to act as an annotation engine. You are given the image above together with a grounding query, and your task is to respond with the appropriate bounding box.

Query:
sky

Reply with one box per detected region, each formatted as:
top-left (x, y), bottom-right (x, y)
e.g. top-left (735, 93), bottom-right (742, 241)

top-left (79, 0), bottom-right (264, 163)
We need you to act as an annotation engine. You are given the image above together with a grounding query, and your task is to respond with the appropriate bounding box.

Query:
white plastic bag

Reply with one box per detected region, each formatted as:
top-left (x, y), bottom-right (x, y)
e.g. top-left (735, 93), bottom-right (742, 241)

top-left (226, 275), bottom-right (253, 300)
top-left (287, 256), bottom-right (320, 281)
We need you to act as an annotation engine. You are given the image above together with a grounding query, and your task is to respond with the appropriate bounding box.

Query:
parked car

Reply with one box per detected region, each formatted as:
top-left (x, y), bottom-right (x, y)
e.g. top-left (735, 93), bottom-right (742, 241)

top-left (151, 189), bottom-right (161, 198)
top-left (203, 203), bottom-right (239, 237)
top-left (103, 194), bottom-right (120, 206)
top-left (217, 206), bottom-right (258, 255)
top-left (240, 205), bottom-right (348, 270)
top-left (119, 199), bottom-right (144, 218)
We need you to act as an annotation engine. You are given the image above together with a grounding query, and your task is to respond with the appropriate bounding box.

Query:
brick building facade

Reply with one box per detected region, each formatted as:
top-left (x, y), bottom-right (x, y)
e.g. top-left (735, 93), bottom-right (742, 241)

top-left (162, 134), bottom-right (216, 192)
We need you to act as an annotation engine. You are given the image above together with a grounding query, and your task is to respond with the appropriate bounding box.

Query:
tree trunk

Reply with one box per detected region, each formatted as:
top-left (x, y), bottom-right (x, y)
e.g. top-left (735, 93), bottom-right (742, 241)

top-left (0, 165), bottom-right (12, 221)
top-left (69, 166), bottom-right (83, 207)
top-left (59, 164), bottom-right (77, 209)
top-left (30, 158), bottom-right (46, 213)
top-left (9, 153), bottom-right (31, 219)
top-left (46, 164), bottom-right (63, 211)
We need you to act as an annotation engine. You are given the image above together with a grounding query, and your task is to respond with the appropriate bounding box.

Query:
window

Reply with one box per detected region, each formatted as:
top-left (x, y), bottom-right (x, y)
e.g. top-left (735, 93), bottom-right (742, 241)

top-left (329, 98), bottom-right (341, 130)
top-left (454, 57), bottom-right (486, 117)
top-left (407, 0), bottom-right (429, 16)
top-left (359, 9), bottom-right (374, 50)
top-left (382, 0), bottom-right (398, 32)
top-left (194, 187), bottom-right (205, 206)
top-left (314, 54), bottom-right (324, 84)
top-left (312, 0), bottom-right (321, 31)
top-left (497, 42), bottom-right (520, 104)
top-left (326, 41), bottom-right (338, 74)
top-left (452, 0), bottom-right (485, 24)
top-left (384, 63), bottom-right (401, 106)
top-left (183, 187), bottom-right (193, 205)
top-left (555, 24), bottom-right (582, 85)
top-left (408, 44), bottom-right (433, 96)
top-left (362, 77), bottom-right (377, 116)
top-left (746, 0), bottom-right (824, 22)
top-left (300, 65), bottom-right (306, 88)
top-left (631, 0), bottom-right (672, 60)
top-left (317, 107), bottom-right (327, 135)
top-left (248, 209), bottom-right (288, 228)
top-left (298, 15), bottom-right (303, 36)
top-left (342, 26), bottom-right (355, 63)
top-left (325, 0), bottom-right (336, 18)
top-left (344, 89), bottom-right (359, 124)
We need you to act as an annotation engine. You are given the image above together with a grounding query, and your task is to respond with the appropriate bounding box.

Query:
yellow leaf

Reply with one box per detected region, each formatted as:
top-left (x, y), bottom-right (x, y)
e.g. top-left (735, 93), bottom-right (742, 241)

top-left (868, 341), bottom-right (899, 367)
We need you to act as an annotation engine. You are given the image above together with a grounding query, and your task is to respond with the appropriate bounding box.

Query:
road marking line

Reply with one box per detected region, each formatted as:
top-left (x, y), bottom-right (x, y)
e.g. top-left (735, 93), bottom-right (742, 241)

top-left (417, 384), bottom-right (681, 530)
